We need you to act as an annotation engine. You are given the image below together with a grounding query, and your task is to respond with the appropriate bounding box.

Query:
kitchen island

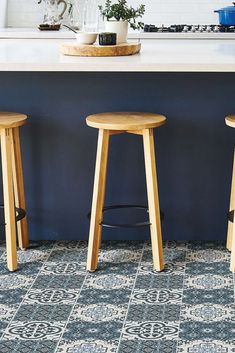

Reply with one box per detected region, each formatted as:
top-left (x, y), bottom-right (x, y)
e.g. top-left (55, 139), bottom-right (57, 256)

top-left (0, 38), bottom-right (235, 241)
top-left (0, 38), bottom-right (235, 71)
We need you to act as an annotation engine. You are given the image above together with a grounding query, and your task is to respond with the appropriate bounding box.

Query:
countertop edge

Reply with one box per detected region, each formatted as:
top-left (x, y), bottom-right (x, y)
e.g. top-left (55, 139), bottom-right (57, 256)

top-left (0, 63), bottom-right (235, 72)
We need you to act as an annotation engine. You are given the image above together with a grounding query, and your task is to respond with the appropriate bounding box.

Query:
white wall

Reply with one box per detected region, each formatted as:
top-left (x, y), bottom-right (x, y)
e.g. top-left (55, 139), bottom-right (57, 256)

top-left (7, 0), bottom-right (230, 28)
top-left (7, 0), bottom-right (42, 27)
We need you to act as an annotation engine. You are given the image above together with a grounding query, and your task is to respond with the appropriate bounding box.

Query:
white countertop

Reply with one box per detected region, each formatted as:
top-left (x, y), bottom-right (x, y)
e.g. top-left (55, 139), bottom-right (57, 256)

top-left (0, 28), bottom-right (142, 39)
top-left (0, 38), bottom-right (235, 72)
top-left (2, 27), bottom-right (235, 40)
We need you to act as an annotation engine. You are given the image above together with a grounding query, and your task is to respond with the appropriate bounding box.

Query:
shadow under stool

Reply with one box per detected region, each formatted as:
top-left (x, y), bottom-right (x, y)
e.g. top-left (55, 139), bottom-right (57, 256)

top-left (0, 112), bottom-right (29, 271)
top-left (225, 115), bottom-right (235, 272)
top-left (86, 111), bottom-right (166, 272)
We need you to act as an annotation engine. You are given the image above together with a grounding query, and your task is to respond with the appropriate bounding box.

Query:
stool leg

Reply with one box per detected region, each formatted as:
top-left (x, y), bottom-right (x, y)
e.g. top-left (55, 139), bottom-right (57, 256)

top-left (10, 128), bottom-right (29, 250)
top-left (227, 149), bottom-right (235, 251)
top-left (1, 128), bottom-right (17, 271)
top-left (143, 128), bottom-right (164, 271)
top-left (230, 211), bottom-right (235, 272)
top-left (87, 129), bottom-right (110, 272)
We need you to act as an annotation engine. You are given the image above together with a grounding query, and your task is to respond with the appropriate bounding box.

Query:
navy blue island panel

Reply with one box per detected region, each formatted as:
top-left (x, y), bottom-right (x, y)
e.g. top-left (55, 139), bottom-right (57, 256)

top-left (0, 71), bottom-right (234, 242)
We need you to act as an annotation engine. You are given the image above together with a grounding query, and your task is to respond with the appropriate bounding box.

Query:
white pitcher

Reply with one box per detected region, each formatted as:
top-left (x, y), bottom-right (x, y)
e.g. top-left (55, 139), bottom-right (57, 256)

top-left (39, 0), bottom-right (67, 25)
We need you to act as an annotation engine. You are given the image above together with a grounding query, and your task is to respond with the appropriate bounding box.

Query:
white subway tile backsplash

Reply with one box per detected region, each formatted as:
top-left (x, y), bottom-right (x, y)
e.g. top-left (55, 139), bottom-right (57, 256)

top-left (6, 0), bottom-right (230, 27)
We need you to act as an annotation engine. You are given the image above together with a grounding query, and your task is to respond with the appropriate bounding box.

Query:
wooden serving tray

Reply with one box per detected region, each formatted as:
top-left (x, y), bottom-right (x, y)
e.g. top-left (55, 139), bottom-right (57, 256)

top-left (61, 42), bottom-right (141, 57)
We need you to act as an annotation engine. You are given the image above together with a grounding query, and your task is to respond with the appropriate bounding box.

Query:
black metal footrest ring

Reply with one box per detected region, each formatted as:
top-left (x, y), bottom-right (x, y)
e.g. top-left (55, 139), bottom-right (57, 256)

top-left (87, 204), bottom-right (164, 229)
top-left (228, 210), bottom-right (234, 223)
top-left (102, 205), bottom-right (150, 229)
top-left (0, 205), bottom-right (26, 226)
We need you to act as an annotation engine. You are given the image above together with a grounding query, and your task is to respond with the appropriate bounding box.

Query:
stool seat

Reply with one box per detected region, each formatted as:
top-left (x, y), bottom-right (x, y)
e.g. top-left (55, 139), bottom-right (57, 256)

top-left (0, 112), bottom-right (27, 128)
top-left (225, 115), bottom-right (235, 128)
top-left (86, 112), bottom-right (166, 131)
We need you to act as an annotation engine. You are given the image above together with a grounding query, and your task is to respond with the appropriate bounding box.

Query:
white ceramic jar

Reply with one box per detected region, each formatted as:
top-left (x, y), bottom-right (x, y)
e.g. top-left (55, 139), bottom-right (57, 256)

top-left (0, 0), bottom-right (7, 28)
top-left (105, 20), bottom-right (128, 43)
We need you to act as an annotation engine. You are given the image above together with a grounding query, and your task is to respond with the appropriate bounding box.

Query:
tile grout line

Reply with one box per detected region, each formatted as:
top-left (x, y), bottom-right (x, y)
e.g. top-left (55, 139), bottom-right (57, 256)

top-left (175, 242), bottom-right (188, 353)
top-left (0, 241), bottom-right (56, 341)
top-left (116, 241), bottom-right (146, 353)
top-left (53, 256), bottom-right (90, 353)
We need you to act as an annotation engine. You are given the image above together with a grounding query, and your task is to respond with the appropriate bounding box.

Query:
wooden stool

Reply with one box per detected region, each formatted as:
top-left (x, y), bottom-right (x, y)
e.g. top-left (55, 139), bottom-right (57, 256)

top-left (0, 112), bottom-right (29, 271)
top-left (225, 115), bottom-right (235, 272)
top-left (86, 112), bottom-right (166, 272)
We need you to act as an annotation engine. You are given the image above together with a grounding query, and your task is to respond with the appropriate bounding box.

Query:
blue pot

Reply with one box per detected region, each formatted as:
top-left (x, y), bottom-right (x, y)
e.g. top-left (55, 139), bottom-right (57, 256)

top-left (215, 3), bottom-right (235, 26)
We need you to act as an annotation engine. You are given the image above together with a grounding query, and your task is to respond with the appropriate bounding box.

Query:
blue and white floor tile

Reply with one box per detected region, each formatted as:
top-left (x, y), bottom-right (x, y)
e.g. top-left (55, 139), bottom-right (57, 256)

top-left (0, 240), bottom-right (234, 353)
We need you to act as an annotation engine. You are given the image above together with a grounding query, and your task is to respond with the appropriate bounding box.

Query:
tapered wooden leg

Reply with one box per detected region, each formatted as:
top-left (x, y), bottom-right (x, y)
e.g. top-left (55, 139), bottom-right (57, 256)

top-left (143, 128), bottom-right (164, 271)
top-left (10, 128), bottom-right (29, 250)
top-left (227, 149), bottom-right (235, 251)
top-left (1, 128), bottom-right (17, 271)
top-left (87, 129), bottom-right (110, 272)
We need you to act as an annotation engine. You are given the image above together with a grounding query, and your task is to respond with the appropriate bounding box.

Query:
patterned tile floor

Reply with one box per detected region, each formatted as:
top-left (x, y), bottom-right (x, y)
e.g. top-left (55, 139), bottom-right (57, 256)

top-left (0, 240), bottom-right (234, 353)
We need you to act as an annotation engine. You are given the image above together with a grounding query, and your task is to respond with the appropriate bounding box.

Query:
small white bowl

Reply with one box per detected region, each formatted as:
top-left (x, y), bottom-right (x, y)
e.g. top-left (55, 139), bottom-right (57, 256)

top-left (75, 32), bottom-right (98, 45)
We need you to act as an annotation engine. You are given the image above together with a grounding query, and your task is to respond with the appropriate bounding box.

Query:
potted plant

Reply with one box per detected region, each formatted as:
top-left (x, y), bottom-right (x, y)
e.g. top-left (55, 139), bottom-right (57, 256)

top-left (98, 0), bottom-right (145, 43)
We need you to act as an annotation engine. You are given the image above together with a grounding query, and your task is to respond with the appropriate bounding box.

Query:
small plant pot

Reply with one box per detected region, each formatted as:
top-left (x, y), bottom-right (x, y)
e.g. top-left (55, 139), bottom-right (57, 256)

top-left (105, 20), bottom-right (128, 43)
top-left (99, 32), bottom-right (117, 46)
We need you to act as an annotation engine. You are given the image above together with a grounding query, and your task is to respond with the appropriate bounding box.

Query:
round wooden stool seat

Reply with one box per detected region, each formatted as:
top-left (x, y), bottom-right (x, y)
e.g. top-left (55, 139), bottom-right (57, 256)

top-left (86, 112), bottom-right (166, 130)
top-left (225, 115), bottom-right (235, 128)
top-left (0, 112), bottom-right (27, 129)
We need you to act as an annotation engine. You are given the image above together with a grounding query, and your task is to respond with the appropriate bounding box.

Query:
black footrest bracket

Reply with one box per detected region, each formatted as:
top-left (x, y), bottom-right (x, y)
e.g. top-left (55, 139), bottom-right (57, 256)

top-left (228, 210), bottom-right (234, 223)
top-left (0, 205), bottom-right (26, 226)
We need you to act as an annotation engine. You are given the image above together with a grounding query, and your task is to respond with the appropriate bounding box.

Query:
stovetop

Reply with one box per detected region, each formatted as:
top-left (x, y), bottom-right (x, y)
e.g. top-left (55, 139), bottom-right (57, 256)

top-left (144, 24), bottom-right (235, 33)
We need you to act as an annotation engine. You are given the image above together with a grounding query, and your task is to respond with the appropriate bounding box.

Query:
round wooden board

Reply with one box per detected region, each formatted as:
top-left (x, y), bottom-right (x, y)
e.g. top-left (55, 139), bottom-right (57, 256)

top-left (61, 42), bottom-right (141, 57)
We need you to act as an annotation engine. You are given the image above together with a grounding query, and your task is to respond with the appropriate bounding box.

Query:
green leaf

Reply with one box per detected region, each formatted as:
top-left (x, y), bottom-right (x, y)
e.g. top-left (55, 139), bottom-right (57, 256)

top-left (98, 0), bottom-right (145, 30)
